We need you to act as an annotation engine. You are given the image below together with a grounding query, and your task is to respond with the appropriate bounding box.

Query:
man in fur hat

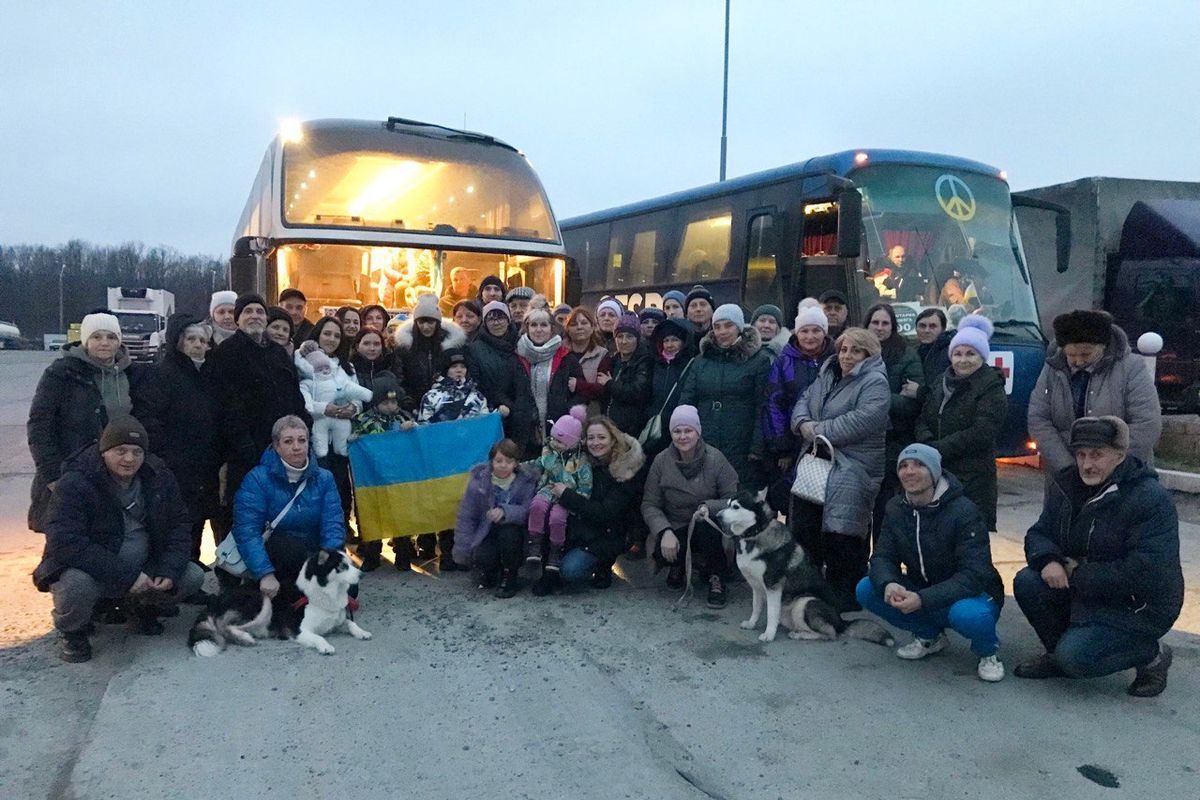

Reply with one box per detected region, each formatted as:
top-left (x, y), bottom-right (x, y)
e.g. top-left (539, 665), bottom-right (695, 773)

top-left (1027, 309), bottom-right (1161, 473)
top-left (1013, 416), bottom-right (1183, 697)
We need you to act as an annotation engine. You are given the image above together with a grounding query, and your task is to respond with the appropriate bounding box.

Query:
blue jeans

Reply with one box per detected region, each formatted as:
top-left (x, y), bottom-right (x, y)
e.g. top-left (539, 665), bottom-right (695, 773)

top-left (560, 548), bottom-right (599, 585)
top-left (1012, 566), bottom-right (1159, 677)
top-left (856, 577), bottom-right (1001, 657)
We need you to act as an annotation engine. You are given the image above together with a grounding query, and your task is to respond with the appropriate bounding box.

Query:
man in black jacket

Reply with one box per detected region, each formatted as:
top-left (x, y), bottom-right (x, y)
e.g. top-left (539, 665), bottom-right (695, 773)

top-left (207, 294), bottom-right (310, 538)
top-left (1013, 416), bottom-right (1183, 697)
top-left (33, 417), bottom-right (205, 662)
top-left (280, 288), bottom-right (314, 346)
top-left (857, 443), bottom-right (1007, 683)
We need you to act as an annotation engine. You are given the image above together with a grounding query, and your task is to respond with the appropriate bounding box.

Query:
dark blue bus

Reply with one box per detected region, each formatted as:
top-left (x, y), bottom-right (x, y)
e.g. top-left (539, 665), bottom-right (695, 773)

top-left (561, 149), bottom-right (1059, 458)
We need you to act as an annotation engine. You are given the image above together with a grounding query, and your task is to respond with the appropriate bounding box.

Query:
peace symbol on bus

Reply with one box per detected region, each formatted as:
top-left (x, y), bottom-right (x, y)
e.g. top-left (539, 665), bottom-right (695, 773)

top-left (935, 174), bottom-right (976, 222)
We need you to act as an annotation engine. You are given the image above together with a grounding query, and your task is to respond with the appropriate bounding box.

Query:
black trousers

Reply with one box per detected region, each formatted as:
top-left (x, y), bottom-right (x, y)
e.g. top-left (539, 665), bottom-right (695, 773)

top-left (653, 519), bottom-right (728, 578)
top-left (473, 523), bottom-right (525, 576)
top-left (790, 497), bottom-right (868, 607)
top-left (264, 534), bottom-right (312, 606)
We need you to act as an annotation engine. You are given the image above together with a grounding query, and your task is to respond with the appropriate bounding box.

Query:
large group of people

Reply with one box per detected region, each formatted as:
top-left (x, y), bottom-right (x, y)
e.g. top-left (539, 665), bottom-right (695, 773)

top-left (25, 281), bottom-right (1182, 698)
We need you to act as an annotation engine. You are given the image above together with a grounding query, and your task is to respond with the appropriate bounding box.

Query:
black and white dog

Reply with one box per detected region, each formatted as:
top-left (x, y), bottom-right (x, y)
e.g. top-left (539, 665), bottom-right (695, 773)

top-left (716, 490), bottom-right (893, 647)
top-left (293, 549), bottom-right (372, 655)
top-left (189, 549), bottom-right (370, 657)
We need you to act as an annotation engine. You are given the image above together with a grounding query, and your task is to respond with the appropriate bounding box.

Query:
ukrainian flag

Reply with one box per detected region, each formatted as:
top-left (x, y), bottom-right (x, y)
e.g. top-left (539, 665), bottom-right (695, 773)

top-left (349, 414), bottom-right (504, 541)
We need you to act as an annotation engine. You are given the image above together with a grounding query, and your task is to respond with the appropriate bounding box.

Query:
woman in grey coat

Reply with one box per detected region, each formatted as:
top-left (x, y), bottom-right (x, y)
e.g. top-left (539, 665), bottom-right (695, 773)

top-left (791, 327), bottom-right (891, 611)
top-left (1027, 310), bottom-right (1161, 473)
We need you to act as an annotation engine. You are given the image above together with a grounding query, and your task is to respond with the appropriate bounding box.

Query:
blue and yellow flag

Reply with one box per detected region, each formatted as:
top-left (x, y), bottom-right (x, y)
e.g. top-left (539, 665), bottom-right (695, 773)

top-left (349, 414), bottom-right (504, 541)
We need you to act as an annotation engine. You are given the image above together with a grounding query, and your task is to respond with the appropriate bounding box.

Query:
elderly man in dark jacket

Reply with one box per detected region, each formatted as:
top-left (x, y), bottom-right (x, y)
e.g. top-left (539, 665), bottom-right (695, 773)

top-left (207, 294), bottom-right (310, 537)
top-left (858, 444), bottom-right (1007, 683)
top-left (133, 313), bottom-right (221, 561)
top-left (1013, 416), bottom-right (1183, 697)
top-left (33, 417), bottom-right (204, 663)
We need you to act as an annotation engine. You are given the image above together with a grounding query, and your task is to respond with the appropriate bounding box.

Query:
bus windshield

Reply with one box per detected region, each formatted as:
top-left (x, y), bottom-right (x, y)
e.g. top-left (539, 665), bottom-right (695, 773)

top-left (281, 127), bottom-right (558, 243)
top-left (854, 164), bottom-right (1040, 339)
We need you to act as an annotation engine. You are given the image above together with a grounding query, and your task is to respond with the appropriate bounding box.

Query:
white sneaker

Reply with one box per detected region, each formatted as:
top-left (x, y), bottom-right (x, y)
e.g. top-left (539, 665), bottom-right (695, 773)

top-left (977, 655), bottom-right (1005, 682)
top-left (895, 633), bottom-right (948, 660)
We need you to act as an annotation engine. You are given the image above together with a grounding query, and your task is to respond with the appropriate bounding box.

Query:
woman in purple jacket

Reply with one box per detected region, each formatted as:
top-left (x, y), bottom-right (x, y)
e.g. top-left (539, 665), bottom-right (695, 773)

top-left (452, 438), bottom-right (537, 598)
top-left (761, 299), bottom-right (835, 510)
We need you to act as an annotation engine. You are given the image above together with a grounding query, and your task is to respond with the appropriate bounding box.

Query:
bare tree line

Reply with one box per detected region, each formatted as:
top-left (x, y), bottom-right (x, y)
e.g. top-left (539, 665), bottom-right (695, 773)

top-left (0, 241), bottom-right (224, 338)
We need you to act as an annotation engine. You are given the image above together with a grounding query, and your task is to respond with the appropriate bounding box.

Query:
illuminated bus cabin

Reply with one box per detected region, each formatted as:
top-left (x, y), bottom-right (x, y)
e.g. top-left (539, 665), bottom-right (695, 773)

top-left (231, 117), bottom-right (567, 317)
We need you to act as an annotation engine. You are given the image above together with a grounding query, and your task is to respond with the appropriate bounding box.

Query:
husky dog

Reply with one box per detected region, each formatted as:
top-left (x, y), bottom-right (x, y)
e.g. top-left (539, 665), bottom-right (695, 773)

top-left (294, 549), bottom-right (372, 655)
top-left (716, 490), bottom-right (893, 646)
top-left (188, 584), bottom-right (276, 657)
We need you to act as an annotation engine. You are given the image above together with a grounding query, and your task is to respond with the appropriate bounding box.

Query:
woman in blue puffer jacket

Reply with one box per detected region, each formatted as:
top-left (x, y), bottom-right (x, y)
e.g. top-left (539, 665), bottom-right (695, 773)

top-left (231, 415), bottom-right (346, 602)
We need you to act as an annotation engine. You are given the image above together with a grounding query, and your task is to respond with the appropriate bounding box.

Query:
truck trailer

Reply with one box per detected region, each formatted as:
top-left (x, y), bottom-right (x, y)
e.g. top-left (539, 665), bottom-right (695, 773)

top-left (106, 287), bottom-right (175, 362)
top-left (1015, 178), bottom-right (1200, 410)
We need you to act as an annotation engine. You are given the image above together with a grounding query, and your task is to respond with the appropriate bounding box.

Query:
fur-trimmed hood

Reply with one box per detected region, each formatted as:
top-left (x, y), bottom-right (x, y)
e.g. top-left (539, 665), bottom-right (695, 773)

top-left (763, 327), bottom-right (792, 357)
top-left (391, 318), bottom-right (467, 353)
top-left (697, 324), bottom-right (763, 363)
top-left (604, 432), bottom-right (646, 483)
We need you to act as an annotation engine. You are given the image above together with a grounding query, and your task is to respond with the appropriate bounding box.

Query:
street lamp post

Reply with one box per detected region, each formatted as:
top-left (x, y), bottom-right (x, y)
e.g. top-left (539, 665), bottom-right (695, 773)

top-left (59, 263), bottom-right (66, 333)
top-left (719, 0), bottom-right (731, 181)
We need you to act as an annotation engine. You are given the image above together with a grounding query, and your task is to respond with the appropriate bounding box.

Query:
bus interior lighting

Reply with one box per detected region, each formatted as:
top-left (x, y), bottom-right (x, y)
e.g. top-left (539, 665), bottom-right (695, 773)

top-left (804, 201), bottom-right (836, 215)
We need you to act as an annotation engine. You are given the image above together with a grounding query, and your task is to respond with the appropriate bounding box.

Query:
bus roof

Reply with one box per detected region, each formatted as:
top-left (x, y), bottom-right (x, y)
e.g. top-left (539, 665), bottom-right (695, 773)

top-left (297, 117), bottom-right (521, 153)
top-left (560, 149), bottom-right (1005, 229)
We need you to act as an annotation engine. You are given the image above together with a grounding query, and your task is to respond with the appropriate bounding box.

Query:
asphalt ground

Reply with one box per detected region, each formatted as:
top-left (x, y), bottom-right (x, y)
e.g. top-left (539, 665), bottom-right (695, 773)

top-left (1, 351), bottom-right (1197, 800)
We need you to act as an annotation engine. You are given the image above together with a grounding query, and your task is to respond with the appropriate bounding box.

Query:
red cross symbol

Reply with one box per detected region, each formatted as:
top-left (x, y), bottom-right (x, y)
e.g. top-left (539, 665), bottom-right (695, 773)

top-left (992, 357), bottom-right (1011, 380)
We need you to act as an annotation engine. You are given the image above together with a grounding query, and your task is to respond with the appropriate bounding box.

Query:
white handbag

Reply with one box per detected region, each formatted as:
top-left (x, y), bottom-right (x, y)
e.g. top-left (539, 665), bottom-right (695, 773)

top-left (790, 435), bottom-right (834, 505)
top-left (214, 479), bottom-right (307, 577)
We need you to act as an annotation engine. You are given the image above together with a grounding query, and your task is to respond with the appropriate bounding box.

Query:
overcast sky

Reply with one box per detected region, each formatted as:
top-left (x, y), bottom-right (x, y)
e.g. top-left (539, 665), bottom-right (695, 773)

top-left (2, 0), bottom-right (1197, 256)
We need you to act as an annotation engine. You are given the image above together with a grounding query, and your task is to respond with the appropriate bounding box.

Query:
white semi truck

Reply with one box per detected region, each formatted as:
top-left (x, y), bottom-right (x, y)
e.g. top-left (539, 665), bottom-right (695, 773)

top-left (106, 287), bottom-right (175, 362)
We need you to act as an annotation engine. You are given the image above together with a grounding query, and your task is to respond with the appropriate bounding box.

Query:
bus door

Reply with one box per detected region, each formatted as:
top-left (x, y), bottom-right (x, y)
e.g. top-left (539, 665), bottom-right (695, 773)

top-left (793, 198), bottom-right (852, 309)
top-left (742, 206), bottom-right (786, 310)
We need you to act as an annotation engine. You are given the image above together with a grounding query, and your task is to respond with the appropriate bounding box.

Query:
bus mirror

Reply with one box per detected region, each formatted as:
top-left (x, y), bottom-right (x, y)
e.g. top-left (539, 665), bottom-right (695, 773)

top-left (1055, 209), bottom-right (1072, 273)
top-left (229, 255), bottom-right (256, 295)
top-left (836, 190), bottom-right (862, 258)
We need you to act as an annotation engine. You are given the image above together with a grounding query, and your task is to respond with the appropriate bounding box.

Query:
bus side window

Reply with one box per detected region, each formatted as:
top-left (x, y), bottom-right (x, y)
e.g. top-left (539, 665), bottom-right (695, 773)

top-left (674, 211), bottom-right (731, 282)
top-left (744, 212), bottom-right (781, 309)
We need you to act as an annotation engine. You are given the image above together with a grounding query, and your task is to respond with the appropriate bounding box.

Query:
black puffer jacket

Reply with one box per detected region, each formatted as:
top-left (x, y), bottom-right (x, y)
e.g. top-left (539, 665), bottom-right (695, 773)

top-left (33, 445), bottom-right (191, 594)
top-left (560, 433), bottom-right (647, 565)
top-left (349, 352), bottom-right (399, 409)
top-left (869, 472), bottom-right (1005, 610)
top-left (647, 319), bottom-right (696, 455)
top-left (131, 313), bottom-right (221, 519)
top-left (604, 349), bottom-right (653, 435)
top-left (27, 344), bottom-right (147, 531)
top-left (391, 319), bottom-right (467, 411)
top-left (467, 329), bottom-right (535, 446)
top-left (1024, 457), bottom-right (1183, 638)
top-left (914, 365), bottom-right (1008, 530)
top-left (207, 330), bottom-right (310, 468)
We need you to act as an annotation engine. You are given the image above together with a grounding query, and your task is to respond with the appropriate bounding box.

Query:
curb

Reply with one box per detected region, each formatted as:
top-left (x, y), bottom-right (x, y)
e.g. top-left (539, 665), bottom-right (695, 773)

top-left (1158, 469), bottom-right (1200, 494)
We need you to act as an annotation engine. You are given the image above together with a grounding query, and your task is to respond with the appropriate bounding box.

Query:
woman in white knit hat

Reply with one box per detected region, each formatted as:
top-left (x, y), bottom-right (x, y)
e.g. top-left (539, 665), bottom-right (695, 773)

top-left (27, 312), bottom-right (145, 532)
top-left (206, 290), bottom-right (239, 347)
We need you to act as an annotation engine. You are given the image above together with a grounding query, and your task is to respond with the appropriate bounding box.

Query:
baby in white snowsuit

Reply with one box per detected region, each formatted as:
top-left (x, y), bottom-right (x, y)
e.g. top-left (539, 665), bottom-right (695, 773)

top-left (297, 346), bottom-right (373, 457)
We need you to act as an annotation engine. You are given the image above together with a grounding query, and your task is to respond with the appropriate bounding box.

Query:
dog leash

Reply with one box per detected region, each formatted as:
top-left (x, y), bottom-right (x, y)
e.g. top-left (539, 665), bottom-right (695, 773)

top-left (675, 513), bottom-right (699, 608)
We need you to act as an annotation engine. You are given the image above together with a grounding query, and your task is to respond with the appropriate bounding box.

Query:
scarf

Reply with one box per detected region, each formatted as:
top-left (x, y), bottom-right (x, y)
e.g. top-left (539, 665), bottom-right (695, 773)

top-left (574, 344), bottom-right (608, 382)
top-left (672, 442), bottom-right (707, 480)
top-left (519, 334), bottom-right (562, 422)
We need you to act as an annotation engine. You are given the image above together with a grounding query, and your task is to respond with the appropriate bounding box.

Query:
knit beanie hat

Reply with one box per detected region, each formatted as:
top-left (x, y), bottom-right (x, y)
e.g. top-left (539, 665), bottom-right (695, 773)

top-left (505, 286), bottom-right (535, 303)
top-left (371, 373), bottom-right (404, 406)
top-left (638, 307), bottom-right (666, 324)
top-left (948, 315), bottom-right (993, 361)
top-left (819, 289), bottom-right (848, 306)
top-left (80, 312), bottom-right (122, 343)
top-left (1053, 309), bottom-right (1113, 347)
top-left (304, 349), bottom-right (332, 372)
top-left (478, 275), bottom-right (506, 298)
top-left (266, 306), bottom-right (294, 333)
top-left (897, 443), bottom-right (942, 485)
top-left (615, 313), bottom-right (641, 338)
top-left (444, 348), bottom-right (468, 371)
top-left (99, 415), bottom-right (149, 453)
top-left (712, 303), bottom-right (746, 328)
top-left (209, 290), bottom-right (238, 315)
top-left (751, 304), bottom-right (785, 329)
top-left (411, 293), bottom-right (440, 321)
top-left (597, 298), bottom-right (624, 318)
top-left (685, 284), bottom-right (715, 311)
top-left (550, 405), bottom-right (587, 448)
top-left (279, 288), bottom-right (306, 304)
top-left (235, 293), bottom-right (267, 321)
top-left (482, 300), bottom-right (511, 320)
top-left (452, 299), bottom-right (482, 319)
top-left (1070, 416), bottom-right (1131, 451)
top-left (669, 404), bottom-right (702, 434)
top-left (552, 303), bottom-right (573, 318)
top-left (793, 298), bottom-right (829, 333)
top-left (663, 289), bottom-right (687, 309)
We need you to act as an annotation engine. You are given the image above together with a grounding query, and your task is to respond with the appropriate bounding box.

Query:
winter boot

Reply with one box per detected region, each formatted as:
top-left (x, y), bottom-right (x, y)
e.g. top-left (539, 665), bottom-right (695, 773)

top-left (58, 630), bottom-right (92, 663)
top-left (1128, 644), bottom-right (1173, 697)
top-left (477, 569), bottom-right (499, 590)
top-left (438, 531), bottom-right (459, 571)
top-left (591, 562), bottom-right (614, 589)
top-left (546, 542), bottom-right (565, 572)
top-left (131, 610), bottom-right (165, 636)
top-left (531, 569), bottom-right (562, 597)
top-left (495, 569), bottom-right (519, 599)
top-left (524, 532), bottom-right (544, 566)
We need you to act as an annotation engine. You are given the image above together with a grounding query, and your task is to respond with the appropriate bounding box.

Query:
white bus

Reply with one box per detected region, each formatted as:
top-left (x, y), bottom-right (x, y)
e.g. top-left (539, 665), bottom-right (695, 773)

top-left (231, 117), bottom-right (568, 316)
